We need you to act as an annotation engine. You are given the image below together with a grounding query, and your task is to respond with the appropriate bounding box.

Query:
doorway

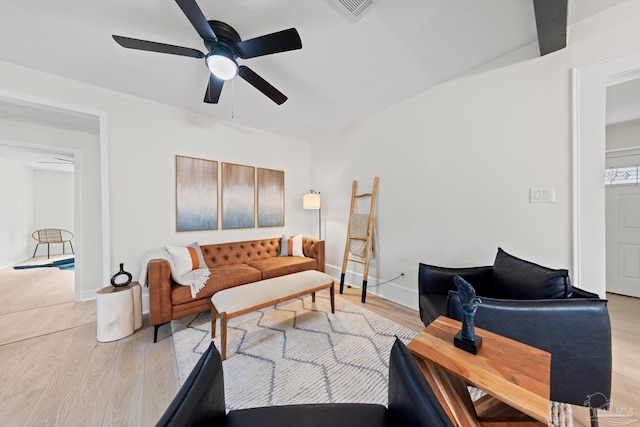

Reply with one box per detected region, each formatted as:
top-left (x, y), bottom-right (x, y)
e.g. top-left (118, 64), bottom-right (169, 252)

top-left (0, 94), bottom-right (110, 301)
top-left (605, 147), bottom-right (640, 298)
top-left (572, 49), bottom-right (640, 298)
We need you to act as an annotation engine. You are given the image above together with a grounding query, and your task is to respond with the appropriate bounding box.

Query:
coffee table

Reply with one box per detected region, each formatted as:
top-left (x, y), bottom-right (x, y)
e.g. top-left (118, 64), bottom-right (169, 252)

top-left (407, 316), bottom-right (551, 426)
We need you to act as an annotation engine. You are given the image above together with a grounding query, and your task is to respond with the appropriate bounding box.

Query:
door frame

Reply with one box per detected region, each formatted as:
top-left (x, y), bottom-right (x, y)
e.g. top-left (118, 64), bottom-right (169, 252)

top-left (0, 91), bottom-right (111, 301)
top-left (572, 49), bottom-right (640, 297)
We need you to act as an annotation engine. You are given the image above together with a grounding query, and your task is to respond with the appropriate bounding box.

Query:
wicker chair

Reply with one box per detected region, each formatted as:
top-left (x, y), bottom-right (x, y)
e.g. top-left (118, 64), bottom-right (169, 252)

top-left (32, 228), bottom-right (74, 259)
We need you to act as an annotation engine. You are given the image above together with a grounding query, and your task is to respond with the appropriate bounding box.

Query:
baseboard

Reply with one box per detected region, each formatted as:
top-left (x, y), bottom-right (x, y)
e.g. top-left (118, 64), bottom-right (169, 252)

top-left (325, 263), bottom-right (419, 311)
top-left (0, 254), bottom-right (36, 271)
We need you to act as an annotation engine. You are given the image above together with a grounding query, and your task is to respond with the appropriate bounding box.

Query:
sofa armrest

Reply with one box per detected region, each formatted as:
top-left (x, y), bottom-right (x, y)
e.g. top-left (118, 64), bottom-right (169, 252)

top-left (447, 293), bottom-right (612, 407)
top-left (303, 238), bottom-right (325, 273)
top-left (147, 259), bottom-right (174, 326)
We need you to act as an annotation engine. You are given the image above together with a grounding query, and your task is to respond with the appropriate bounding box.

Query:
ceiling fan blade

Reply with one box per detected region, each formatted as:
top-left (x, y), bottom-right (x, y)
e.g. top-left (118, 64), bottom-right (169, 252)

top-left (236, 28), bottom-right (302, 59)
top-left (238, 65), bottom-right (287, 105)
top-left (113, 35), bottom-right (205, 58)
top-left (53, 157), bottom-right (74, 163)
top-left (175, 0), bottom-right (217, 42)
top-left (204, 73), bottom-right (224, 104)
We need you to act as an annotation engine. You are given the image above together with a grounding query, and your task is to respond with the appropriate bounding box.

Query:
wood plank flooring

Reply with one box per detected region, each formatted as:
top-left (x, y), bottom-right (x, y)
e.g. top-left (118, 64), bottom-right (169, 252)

top-left (0, 259), bottom-right (637, 427)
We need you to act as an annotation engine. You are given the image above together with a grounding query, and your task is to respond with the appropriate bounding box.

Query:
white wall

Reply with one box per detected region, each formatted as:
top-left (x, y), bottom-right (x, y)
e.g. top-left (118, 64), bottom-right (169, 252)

top-left (607, 119), bottom-right (640, 151)
top-left (32, 169), bottom-right (74, 256)
top-left (312, 0), bottom-right (640, 306)
top-left (0, 157), bottom-right (33, 269)
top-left (0, 60), bottom-right (313, 301)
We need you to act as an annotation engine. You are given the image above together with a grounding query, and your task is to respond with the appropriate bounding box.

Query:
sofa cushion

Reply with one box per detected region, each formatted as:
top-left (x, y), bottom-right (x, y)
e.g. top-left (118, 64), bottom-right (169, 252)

top-left (248, 256), bottom-right (317, 279)
top-left (171, 264), bottom-right (263, 305)
top-left (492, 248), bottom-right (572, 299)
top-left (200, 238), bottom-right (281, 268)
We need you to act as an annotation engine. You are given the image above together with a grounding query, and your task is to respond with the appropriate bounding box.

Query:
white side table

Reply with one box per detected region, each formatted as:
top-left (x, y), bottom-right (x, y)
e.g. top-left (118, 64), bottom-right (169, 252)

top-left (96, 282), bottom-right (143, 342)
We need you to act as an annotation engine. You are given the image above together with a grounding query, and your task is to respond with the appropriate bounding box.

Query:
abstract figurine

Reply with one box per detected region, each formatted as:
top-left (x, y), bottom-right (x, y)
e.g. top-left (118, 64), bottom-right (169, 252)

top-left (453, 275), bottom-right (483, 354)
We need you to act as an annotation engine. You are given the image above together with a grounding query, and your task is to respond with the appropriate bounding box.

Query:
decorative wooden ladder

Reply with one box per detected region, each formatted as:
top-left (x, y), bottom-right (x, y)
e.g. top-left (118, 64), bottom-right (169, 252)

top-left (339, 177), bottom-right (379, 303)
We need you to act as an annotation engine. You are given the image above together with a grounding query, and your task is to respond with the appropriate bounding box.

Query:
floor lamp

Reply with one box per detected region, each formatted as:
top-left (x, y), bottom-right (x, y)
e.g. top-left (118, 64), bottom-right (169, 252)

top-left (303, 190), bottom-right (321, 240)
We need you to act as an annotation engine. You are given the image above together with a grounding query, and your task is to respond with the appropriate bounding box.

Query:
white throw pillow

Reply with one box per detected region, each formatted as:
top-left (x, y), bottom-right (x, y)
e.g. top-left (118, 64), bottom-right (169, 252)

top-left (167, 244), bottom-right (204, 276)
top-left (279, 234), bottom-right (304, 257)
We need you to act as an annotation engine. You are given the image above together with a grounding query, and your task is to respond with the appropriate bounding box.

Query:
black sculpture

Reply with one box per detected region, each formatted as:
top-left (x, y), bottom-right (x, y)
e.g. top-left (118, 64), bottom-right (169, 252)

top-left (110, 263), bottom-right (132, 288)
top-left (453, 275), bottom-right (483, 354)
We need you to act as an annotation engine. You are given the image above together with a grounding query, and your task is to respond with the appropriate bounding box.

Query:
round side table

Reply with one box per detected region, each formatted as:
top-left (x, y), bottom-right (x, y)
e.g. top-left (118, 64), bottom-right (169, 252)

top-left (96, 282), bottom-right (142, 342)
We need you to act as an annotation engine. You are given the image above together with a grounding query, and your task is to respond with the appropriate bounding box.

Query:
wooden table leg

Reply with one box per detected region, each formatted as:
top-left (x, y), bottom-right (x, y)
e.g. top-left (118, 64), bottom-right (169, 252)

top-left (413, 357), bottom-right (481, 427)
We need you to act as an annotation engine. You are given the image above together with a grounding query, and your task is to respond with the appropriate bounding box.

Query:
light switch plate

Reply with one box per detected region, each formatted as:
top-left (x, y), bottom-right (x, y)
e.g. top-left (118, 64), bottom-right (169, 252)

top-left (530, 187), bottom-right (555, 203)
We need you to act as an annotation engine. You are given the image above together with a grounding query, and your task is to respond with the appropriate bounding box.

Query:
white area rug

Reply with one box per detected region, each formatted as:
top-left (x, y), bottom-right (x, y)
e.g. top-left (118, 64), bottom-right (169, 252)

top-left (171, 293), bottom-right (572, 426)
top-left (172, 293), bottom-right (417, 409)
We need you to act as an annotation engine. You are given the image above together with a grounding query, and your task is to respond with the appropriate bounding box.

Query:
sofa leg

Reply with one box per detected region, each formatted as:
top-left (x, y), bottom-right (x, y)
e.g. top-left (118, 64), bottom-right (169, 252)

top-left (154, 323), bottom-right (169, 343)
top-left (590, 408), bottom-right (599, 427)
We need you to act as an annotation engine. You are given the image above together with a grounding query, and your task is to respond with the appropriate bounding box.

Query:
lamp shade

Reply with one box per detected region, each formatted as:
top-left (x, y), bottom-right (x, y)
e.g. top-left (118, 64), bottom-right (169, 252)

top-left (303, 193), bottom-right (321, 209)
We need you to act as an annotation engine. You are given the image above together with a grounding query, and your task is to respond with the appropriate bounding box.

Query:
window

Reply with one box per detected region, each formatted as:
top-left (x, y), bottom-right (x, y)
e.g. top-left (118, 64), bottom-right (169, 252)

top-left (605, 166), bottom-right (639, 185)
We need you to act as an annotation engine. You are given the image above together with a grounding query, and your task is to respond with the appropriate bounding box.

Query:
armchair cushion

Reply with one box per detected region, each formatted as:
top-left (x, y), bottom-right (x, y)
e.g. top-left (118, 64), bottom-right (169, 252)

top-left (226, 404), bottom-right (388, 427)
top-left (492, 248), bottom-right (572, 299)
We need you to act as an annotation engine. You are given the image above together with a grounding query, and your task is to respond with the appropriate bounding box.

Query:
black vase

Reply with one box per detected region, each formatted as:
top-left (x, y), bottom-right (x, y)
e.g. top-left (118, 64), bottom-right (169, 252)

top-left (111, 263), bottom-right (132, 288)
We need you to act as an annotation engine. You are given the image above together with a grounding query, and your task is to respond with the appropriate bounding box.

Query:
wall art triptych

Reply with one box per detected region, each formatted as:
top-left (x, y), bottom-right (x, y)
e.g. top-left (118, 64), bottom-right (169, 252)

top-left (175, 155), bottom-right (284, 232)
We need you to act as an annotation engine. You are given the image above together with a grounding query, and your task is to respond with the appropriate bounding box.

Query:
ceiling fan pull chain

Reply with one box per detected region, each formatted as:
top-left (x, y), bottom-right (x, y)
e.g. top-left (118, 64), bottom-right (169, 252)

top-left (231, 78), bottom-right (235, 119)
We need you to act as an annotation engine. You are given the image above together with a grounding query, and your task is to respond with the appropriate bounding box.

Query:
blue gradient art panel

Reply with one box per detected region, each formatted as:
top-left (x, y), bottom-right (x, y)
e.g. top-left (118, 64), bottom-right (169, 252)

top-left (222, 162), bottom-right (255, 229)
top-left (176, 156), bottom-right (218, 231)
top-left (257, 168), bottom-right (284, 227)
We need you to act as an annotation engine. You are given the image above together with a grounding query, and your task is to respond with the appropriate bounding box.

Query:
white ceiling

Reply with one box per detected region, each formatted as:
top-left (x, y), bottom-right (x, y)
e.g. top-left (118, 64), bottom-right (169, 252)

top-left (0, 144), bottom-right (75, 173)
top-left (0, 0), bottom-right (632, 145)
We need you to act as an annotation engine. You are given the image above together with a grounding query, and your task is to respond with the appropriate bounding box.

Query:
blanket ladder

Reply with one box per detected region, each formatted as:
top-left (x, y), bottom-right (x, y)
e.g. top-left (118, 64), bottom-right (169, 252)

top-left (339, 177), bottom-right (379, 303)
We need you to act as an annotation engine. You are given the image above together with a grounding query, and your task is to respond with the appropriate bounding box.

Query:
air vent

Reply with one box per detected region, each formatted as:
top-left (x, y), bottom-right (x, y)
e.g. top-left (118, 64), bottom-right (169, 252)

top-left (327, 0), bottom-right (374, 21)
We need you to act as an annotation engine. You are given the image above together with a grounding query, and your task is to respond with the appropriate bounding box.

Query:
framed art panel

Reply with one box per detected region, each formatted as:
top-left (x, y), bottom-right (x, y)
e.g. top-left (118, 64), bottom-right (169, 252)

top-left (176, 156), bottom-right (218, 231)
top-left (221, 162), bottom-right (255, 229)
top-left (257, 168), bottom-right (284, 227)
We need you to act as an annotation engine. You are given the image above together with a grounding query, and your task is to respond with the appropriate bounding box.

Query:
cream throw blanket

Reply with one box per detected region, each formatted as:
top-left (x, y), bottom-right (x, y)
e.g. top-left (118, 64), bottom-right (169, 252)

top-left (138, 249), bottom-right (210, 298)
top-left (349, 214), bottom-right (375, 258)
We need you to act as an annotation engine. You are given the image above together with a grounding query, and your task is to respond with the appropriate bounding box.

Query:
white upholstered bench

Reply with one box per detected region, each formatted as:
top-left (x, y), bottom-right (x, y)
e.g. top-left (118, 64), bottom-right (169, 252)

top-left (211, 270), bottom-right (335, 360)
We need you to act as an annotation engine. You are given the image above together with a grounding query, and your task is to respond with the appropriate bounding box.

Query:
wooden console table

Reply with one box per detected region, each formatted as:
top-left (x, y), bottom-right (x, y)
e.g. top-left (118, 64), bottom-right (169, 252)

top-left (407, 316), bottom-right (551, 427)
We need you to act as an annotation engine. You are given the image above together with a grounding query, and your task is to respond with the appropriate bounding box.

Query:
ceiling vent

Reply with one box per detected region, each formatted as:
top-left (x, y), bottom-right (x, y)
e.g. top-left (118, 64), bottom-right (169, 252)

top-left (327, 0), bottom-right (374, 22)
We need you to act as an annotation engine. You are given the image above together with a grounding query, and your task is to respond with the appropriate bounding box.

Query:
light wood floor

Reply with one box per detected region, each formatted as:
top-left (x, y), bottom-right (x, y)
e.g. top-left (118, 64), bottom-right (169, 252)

top-left (0, 260), bottom-right (637, 427)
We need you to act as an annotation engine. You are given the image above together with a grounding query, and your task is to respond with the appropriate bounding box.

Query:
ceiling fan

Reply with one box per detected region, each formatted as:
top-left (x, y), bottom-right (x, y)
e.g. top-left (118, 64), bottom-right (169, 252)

top-left (112, 0), bottom-right (302, 105)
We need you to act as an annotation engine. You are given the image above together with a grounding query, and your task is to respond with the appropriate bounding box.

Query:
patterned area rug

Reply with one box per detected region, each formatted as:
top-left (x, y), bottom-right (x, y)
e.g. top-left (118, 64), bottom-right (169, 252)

top-left (171, 293), bottom-right (572, 426)
top-left (171, 293), bottom-right (417, 409)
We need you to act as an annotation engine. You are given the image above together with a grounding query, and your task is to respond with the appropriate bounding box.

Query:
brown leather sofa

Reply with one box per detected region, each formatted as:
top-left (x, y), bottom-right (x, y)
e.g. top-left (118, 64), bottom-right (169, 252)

top-left (147, 237), bottom-right (325, 342)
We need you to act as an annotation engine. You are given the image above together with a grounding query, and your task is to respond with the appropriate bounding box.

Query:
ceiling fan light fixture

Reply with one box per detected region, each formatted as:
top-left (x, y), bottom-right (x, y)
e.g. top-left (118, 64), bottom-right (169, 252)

top-left (206, 52), bottom-right (238, 80)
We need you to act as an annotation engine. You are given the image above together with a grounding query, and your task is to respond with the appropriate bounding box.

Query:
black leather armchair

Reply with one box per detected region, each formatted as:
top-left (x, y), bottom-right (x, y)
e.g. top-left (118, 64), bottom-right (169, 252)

top-left (418, 248), bottom-right (612, 427)
top-left (156, 339), bottom-right (454, 427)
